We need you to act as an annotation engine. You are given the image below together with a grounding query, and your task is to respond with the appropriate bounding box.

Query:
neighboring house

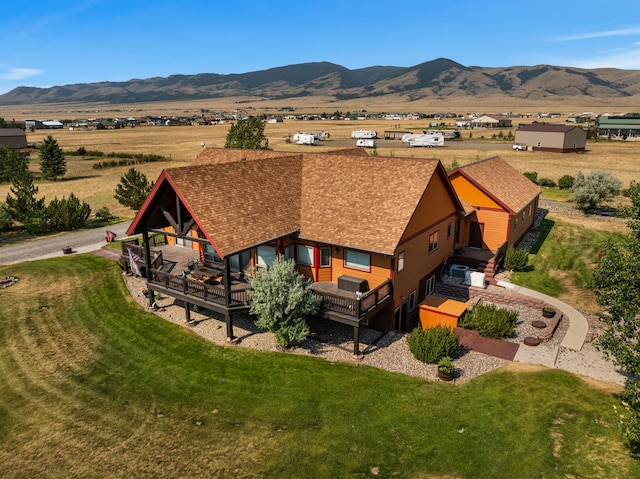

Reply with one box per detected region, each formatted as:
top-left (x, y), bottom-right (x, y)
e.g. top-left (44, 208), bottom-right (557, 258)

top-left (514, 124), bottom-right (586, 152)
top-left (449, 156), bottom-right (541, 266)
top-left (596, 114), bottom-right (640, 139)
top-left (127, 149), bottom-right (464, 345)
top-left (470, 115), bottom-right (512, 128)
top-left (0, 128), bottom-right (27, 149)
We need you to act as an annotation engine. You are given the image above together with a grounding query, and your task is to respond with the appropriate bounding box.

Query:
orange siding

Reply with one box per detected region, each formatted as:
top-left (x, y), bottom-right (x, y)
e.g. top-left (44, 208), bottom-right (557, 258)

top-left (450, 175), bottom-right (501, 209)
top-left (331, 248), bottom-right (392, 289)
top-left (475, 209), bottom-right (509, 251)
top-left (317, 267), bottom-right (332, 283)
top-left (403, 173), bottom-right (458, 239)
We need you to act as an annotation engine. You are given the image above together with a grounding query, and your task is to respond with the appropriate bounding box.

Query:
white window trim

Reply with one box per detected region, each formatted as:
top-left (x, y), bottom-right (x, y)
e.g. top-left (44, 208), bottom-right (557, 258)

top-left (344, 249), bottom-right (371, 272)
top-left (296, 244), bottom-right (314, 266)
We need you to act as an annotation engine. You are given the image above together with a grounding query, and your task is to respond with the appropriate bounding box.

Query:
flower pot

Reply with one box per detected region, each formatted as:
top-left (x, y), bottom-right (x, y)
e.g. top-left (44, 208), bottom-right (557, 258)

top-left (437, 369), bottom-right (455, 381)
top-left (542, 307), bottom-right (555, 318)
top-left (62, 246), bottom-right (72, 255)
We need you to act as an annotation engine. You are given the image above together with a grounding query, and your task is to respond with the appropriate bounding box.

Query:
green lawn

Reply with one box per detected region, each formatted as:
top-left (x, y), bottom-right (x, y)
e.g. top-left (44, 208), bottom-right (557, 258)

top-left (510, 215), bottom-right (628, 309)
top-left (1, 255), bottom-right (638, 478)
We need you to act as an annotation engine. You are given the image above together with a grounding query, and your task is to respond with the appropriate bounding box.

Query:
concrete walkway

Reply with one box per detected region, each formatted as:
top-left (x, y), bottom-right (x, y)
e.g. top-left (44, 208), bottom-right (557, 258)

top-left (496, 280), bottom-right (589, 352)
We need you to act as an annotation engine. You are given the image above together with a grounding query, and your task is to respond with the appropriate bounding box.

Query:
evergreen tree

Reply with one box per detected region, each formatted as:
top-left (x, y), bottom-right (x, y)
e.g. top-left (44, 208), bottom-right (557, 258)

top-left (39, 135), bottom-right (67, 180)
top-left (224, 117), bottom-right (269, 149)
top-left (0, 146), bottom-right (29, 183)
top-left (114, 167), bottom-right (154, 211)
top-left (5, 171), bottom-right (46, 223)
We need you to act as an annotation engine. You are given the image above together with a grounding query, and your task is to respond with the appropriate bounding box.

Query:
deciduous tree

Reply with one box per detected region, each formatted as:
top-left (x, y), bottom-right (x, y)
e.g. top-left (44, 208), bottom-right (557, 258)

top-left (224, 117), bottom-right (269, 149)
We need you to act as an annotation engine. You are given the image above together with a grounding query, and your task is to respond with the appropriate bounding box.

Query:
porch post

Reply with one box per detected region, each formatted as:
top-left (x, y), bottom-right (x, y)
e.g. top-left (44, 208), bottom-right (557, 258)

top-left (223, 256), bottom-right (236, 342)
top-left (142, 230), bottom-right (154, 308)
top-left (353, 324), bottom-right (363, 360)
top-left (184, 302), bottom-right (191, 323)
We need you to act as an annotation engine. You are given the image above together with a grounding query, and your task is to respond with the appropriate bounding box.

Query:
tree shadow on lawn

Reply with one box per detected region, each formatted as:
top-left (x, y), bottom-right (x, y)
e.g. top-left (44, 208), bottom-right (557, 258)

top-left (529, 217), bottom-right (555, 255)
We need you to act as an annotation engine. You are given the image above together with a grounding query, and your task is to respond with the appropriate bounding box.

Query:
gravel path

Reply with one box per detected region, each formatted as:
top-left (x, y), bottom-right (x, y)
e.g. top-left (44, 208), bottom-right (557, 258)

top-left (123, 273), bottom-right (627, 387)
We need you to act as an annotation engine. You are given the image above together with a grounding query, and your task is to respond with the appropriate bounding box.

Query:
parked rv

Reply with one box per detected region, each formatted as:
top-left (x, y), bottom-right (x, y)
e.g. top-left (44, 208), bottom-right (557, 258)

top-left (405, 133), bottom-right (445, 147)
top-left (356, 139), bottom-right (377, 148)
top-left (293, 133), bottom-right (319, 145)
top-left (351, 130), bottom-right (377, 139)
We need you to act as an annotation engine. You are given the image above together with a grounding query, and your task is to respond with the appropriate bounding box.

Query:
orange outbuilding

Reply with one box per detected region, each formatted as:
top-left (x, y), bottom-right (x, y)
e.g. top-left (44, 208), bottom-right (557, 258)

top-left (418, 296), bottom-right (469, 330)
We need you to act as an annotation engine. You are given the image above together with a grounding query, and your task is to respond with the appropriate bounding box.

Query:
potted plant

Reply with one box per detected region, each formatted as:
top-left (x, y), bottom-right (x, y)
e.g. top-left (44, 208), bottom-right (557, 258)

top-left (62, 246), bottom-right (72, 254)
top-left (437, 356), bottom-right (455, 381)
top-left (542, 306), bottom-right (556, 318)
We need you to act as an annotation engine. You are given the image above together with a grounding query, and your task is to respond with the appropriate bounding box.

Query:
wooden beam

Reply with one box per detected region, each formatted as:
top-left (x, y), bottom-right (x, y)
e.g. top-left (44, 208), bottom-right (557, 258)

top-left (160, 205), bottom-right (179, 231)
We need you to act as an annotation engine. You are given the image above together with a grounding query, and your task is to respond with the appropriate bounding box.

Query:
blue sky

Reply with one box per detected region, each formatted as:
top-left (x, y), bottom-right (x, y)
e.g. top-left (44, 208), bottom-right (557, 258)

top-left (1, 0), bottom-right (640, 95)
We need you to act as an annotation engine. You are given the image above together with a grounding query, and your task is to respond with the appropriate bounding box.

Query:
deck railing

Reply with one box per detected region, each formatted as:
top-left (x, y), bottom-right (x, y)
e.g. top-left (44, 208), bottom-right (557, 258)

top-left (121, 242), bottom-right (163, 270)
top-left (148, 269), bottom-right (251, 308)
top-left (316, 279), bottom-right (392, 319)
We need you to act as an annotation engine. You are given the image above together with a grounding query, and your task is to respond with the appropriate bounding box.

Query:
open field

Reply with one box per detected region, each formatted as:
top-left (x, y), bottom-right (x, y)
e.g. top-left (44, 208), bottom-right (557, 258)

top-left (0, 255), bottom-right (638, 478)
top-left (1, 119), bottom-right (637, 220)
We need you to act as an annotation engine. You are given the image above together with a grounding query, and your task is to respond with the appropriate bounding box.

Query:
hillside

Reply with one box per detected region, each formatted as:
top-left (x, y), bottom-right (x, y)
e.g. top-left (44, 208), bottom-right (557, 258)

top-left (2, 58), bottom-right (640, 106)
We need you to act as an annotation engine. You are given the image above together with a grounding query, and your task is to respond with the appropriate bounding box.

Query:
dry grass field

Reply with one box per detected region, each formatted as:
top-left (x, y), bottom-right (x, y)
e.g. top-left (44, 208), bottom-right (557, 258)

top-left (1, 116), bottom-right (637, 221)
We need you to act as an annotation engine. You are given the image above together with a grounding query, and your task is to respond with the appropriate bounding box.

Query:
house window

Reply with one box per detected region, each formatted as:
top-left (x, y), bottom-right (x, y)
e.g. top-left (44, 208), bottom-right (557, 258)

top-left (204, 243), bottom-right (222, 265)
top-left (284, 244), bottom-right (294, 261)
top-left (397, 251), bottom-right (405, 273)
top-left (447, 222), bottom-right (453, 239)
top-left (320, 247), bottom-right (331, 267)
top-left (529, 205), bottom-right (532, 216)
top-left (429, 231), bottom-right (439, 253)
top-left (408, 290), bottom-right (416, 312)
top-left (514, 218), bottom-right (518, 229)
top-left (257, 245), bottom-right (276, 268)
top-left (297, 244), bottom-right (314, 266)
top-left (425, 276), bottom-right (436, 296)
top-left (230, 250), bottom-right (251, 272)
top-left (522, 211), bottom-right (526, 221)
top-left (345, 249), bottom-right (371, 271)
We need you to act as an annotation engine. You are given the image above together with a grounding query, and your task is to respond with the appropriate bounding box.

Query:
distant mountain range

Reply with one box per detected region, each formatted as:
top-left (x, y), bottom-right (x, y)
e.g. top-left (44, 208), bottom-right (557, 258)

top-left (2, 58), bottom-right (640, 106)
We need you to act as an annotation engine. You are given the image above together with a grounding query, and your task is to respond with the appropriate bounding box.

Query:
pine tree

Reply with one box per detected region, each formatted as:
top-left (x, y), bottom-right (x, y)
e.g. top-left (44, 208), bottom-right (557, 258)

top-left (39, 135), bottom-right (67, 181)
top-left (5, 171), bottom-right (46, 223)
top-left (114, 167), bottom-right (154, 211)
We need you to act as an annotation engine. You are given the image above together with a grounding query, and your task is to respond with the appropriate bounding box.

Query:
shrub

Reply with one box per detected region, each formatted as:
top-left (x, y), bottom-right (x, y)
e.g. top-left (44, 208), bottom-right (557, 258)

top-left (523, 171), bottom-right (538, 184)
top-left (249, 257), bottom-right (320, 349)
top-left (23, 208), bottom-right (49, 234)
top-left (95, 206), bottom-right (115, 221)
top-left (0, 204), bottom-right (13, 231)
top-left (459, 300), bottom-right (518, 339)
top-left (407, 325), bottom-right (459, 364)
top-left (504, 246), bottom-right (528, 271)
top-left (571, 170), bottom-right (623, 211)
top-left (47, 193), bottom-right (91, 231)
top-left (538, 178), bottom-right (556, 187)
top-left (558, 174), bottom-right (575, 190)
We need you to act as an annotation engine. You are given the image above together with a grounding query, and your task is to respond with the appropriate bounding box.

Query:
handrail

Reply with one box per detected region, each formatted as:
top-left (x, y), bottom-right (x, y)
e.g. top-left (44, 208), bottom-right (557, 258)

top-left (315, 279), bottom-right (392, 319)
top-left (148, 269), bottom-right (250, 307)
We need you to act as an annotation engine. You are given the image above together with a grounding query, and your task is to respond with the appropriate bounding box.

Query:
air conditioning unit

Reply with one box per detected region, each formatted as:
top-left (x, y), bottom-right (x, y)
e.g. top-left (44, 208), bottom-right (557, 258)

top-left (449, 264), bottom-right (470, 279)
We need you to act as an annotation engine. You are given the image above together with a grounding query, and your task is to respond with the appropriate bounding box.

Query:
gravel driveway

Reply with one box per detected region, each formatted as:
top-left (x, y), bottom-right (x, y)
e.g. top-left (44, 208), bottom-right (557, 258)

top-left (0, 221), bottom-right (132, 266)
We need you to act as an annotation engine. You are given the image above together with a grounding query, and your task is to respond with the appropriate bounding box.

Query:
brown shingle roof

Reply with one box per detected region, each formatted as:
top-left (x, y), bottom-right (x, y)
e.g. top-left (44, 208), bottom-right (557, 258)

top-left (453, 156), bottom-right (541, 213)
top-left (133, 148), bottom-right (449, 257)
top-left (164, 156), bottom-right (302, 256)
top-left (299, 155), bottom-right (441, 254)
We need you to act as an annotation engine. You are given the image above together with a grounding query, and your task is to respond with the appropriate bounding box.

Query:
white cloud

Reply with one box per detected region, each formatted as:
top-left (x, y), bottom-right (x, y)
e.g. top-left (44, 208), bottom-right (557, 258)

top-left (1, 67), bottom-right (45, 81)
top-left (553, 26), bottom-right (640, 42)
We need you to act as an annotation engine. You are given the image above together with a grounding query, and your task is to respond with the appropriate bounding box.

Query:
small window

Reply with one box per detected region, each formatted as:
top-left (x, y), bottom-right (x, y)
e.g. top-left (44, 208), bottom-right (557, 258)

top-left (522, 211), bottom-right (526, 221)
top-left (529, 205), bottom-right (532, 216)
top-left (284, 244), bottom-right (294, 261)
top-left (429, 231), bottom-right (439, 253)
top-left (447, 222), bottom-right (453, 239)
top-left (320, 247), bottom-right (331, 267)
top-left (345, 249), bottom-right (370, 271)
top-left (297, 244), bottom-right (314, 266)
top-left (397, 251), bottom-right (405, 273)
top-left (408, 290), bottom-right (416, 311)
top-left (425, 276), bottom-right (436, 296)
top-left (514, 217), bottom-right (518, 229)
